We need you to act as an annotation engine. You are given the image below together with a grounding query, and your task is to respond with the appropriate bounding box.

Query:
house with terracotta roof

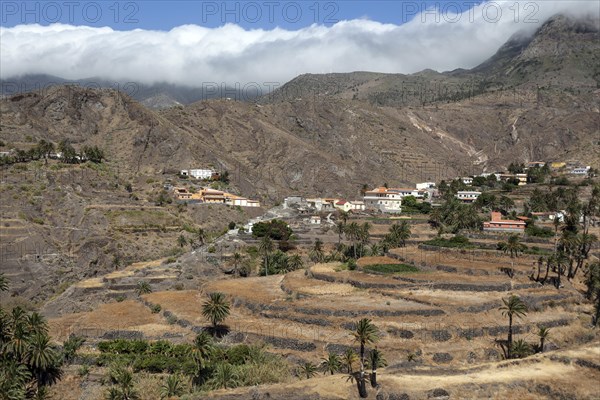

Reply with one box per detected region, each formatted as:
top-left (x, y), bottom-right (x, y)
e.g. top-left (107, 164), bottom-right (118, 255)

top-left (363, 187), bottom-right (403, 213)
top-left (483, 212), bottom-right (526, 233)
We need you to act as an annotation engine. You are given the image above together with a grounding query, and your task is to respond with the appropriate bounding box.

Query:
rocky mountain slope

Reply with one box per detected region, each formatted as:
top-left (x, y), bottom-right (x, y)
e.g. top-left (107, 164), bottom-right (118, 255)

top-left (0, 14), bottom-right (599, 304)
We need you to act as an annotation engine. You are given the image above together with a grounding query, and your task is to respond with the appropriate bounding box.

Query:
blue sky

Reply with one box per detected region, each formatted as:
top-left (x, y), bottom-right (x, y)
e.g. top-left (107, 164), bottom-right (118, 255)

top-left (1, 1), bottom-right (485, 30)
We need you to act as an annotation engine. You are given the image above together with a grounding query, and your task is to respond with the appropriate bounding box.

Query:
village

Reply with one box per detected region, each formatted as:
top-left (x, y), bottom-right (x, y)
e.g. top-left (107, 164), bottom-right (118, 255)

top-left (169, 160), bottom-right (596, 236)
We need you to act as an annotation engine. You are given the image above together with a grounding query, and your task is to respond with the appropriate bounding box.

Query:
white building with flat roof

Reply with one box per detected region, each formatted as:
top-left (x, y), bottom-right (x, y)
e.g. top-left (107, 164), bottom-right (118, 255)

top-left (455, 191), bottom-right (481, 203)
top-left (363, 187), bottom-right (403, 213)
top-left (180, 169), bottom-right (215, 180)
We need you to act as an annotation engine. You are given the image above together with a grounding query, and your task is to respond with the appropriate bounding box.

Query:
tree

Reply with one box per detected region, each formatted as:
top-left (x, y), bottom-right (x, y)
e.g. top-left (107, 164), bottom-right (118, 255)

top-left (196, 228), bottom-right (206, 247)
top-left (342, 348), bottom-right (358, 374)
top-left (287, 254), bottom-right (304, 271)
top-left (82, 145), bottom-right (105, 163)
top-left (57, 140), bottom-right (78, 164)
top-left (352, 318), bottom-right (380, 398)
top-left (387, 221), bottom-right (411, 248)
top-left (201, 292), bottom-right (230, 332)
top-left (584, 262), bottom-right (600, 326)
top-left (160, 374), bottom-right (185, 399)
top-left (309, 238), bottom-right (325, 263)
top-left (37, 140), bottom-right (54, 164)
top-left (106, 366), bottom-right (139, 400)
top-left (334, 221), bottom-right (346, 247)
top-left (321, 352), bottom-right (341, 375)
top-left (345, 222), bottom-right (361, 259)
top-left (190, 331), bottom-right (214, 370)
top-left (368, 348), bottom-right (386, 388)
top-left (511, 339), bottom-right (532, 359)
top-left (507, 162), bottom-right (525, 174)
top-left (537, 327), bottom-right (550, 353)
top-left (259, 236), bottom-right (274, 277)
top-left (299, 362), bottom-right (318, 379)
top-left (499, 234), bottom-right (526, 258)
top-left (208, 363), bottom-right (238, 389)
top-left (0, 306), bottom-right (63, 398)
top-left (177, 235), bottom-right (187, 248)
top-left (499, 295), bottom-right (528, 359)
top-left (232, 252), bottom-right (243, 276)
top-left (136, 281), bottom-right (152, 296)
top-left (62, 334), bottom-right (85, 363)
top-left (0, 272), bottom-right (9, 292)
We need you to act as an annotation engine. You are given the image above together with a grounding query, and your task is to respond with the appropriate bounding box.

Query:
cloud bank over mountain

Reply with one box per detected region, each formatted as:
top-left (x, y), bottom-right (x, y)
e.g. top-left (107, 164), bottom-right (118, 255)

top-left (1, 0), bottom-right (598, 86)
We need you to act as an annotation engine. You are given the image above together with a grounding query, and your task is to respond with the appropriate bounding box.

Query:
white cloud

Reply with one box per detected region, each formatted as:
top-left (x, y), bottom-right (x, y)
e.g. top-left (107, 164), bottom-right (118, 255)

top-left (1, 1), bottom-right (598, 87)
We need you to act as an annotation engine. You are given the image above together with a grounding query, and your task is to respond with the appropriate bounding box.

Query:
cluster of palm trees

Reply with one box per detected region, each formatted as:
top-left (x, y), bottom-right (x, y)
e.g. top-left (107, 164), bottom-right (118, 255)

top-left (298, 318), bottom-right (383, 398)
top-left (499, 294), bottom-right (551, 359)
top-left (0, 273), bottom-right (66, 399)
top-left (258, 235), bottom-right (304, 275)
top-left (330, 218), bottom-right (411, 262)
top-left (429, 196), bottom-right (482, 234)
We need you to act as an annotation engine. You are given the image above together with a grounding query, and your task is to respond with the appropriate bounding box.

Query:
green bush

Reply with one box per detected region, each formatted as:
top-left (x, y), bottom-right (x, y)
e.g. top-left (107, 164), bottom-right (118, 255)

top-left (150, 304), bottom-right (162, 314)
top-left (363, 264), bottom-right (419, 274)
top-left (424, 235), bottom-right (474, 248)
top-left (525, 224), bottom-right (554, 238)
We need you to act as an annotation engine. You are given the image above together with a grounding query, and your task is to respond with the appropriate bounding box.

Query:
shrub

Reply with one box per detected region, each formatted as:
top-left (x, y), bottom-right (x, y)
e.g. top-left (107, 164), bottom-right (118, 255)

top-left (150, 304), bottom-right (162, 314)
top-left (363, 264), bottom-right (419, 274)
top-left (525, 224), bottom-right (554, 238)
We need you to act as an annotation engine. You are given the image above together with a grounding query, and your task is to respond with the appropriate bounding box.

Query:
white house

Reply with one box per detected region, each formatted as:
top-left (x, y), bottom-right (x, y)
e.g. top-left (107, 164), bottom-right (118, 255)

top-left (309, 216), bottom-right (321, 225)
top-left (349, 201), bottom-right (366, 211)
top-left (571, 166), bottom-right (590, 175)
top-left (363, 187), bottom-right (403, 213)
top-left (416, 182), bottom-right (436, 190)
top-left (455, 191), bottom-right (481, 203)
top-left (462, 177), bottom-right (473, 185)
top-left (181, 169), bottom-right (215, 180)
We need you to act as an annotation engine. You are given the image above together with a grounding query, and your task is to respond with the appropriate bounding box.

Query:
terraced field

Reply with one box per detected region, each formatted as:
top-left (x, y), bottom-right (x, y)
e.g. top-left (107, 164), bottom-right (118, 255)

top-left (42, 222), bottom-right (600, 399)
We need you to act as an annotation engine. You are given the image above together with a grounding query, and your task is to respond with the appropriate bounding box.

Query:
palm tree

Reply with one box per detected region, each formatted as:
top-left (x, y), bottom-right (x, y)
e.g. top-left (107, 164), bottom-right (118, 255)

top-left (27, 312), bottom-right (49, 335)
top-left (232, 252), bottom-right (242, 276)
top-left (553, 217), bottom-right (561, 253)
top-left (321, 352), bottom-right (341, 375)
top-left (537, 326), bottom-right (550, 353)
top-left (554, 251), bottom-right (570, 289)
top-left (201, 292), bottom-right (230, 331)
top-left (369, 243), bottom-right (382, 257)
top-left (368, 348), bottom-right (387, 388)
top-left (136, 281), bottom-right (152, 296)
top-left (287, 254), bottom-right (304, 271)
top-left (342, 348), bottom-right (358, 374)
top-left (389, 221), bottom-right (411, 247)
top-left (499, 295), bottom-right (528, 359)
top-left (352, 318), bottom-right (380, 398)
top-left (309, 238), bottom-right (325, 263)
top-left (259, 235), bottom-right (274, 276)
top-left (511, 339), bottom-right (531, 359)
top-left (160, 374), bottom-right (185, 399)
top-left (334, 221), bottom-right (346, 247)
top-left (209, 363), bottom-right (239, 389)
top-left (107, 366), bottom-right (139, 400)
top-left (196, 228), bottom-right (206, 247)
top-left (345, 222), bottom-right (361, 259)
top-left (570, 233), bottom-right (598, 279)
top-left (500, 234), bottom-right (526, 258)
top-left (190, 331), bottom-right (214, 369)
top-left (177, 235), bottom-right (187, 248)
top-left (299, 362), bottom-right (318, 379)
top-left (338, 210), bottom-right (349, 225)
top-left (0, 272), bottom-right (9, 292)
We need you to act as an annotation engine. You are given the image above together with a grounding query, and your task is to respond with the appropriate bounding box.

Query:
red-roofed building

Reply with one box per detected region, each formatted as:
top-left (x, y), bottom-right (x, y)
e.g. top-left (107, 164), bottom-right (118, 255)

top-left (483, 212), bottom-right (526, 233)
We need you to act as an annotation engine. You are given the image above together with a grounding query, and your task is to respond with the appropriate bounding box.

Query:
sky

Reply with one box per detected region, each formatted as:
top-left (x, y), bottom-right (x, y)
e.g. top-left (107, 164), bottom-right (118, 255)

top-left (1, 1), bottom-right (598, 87)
